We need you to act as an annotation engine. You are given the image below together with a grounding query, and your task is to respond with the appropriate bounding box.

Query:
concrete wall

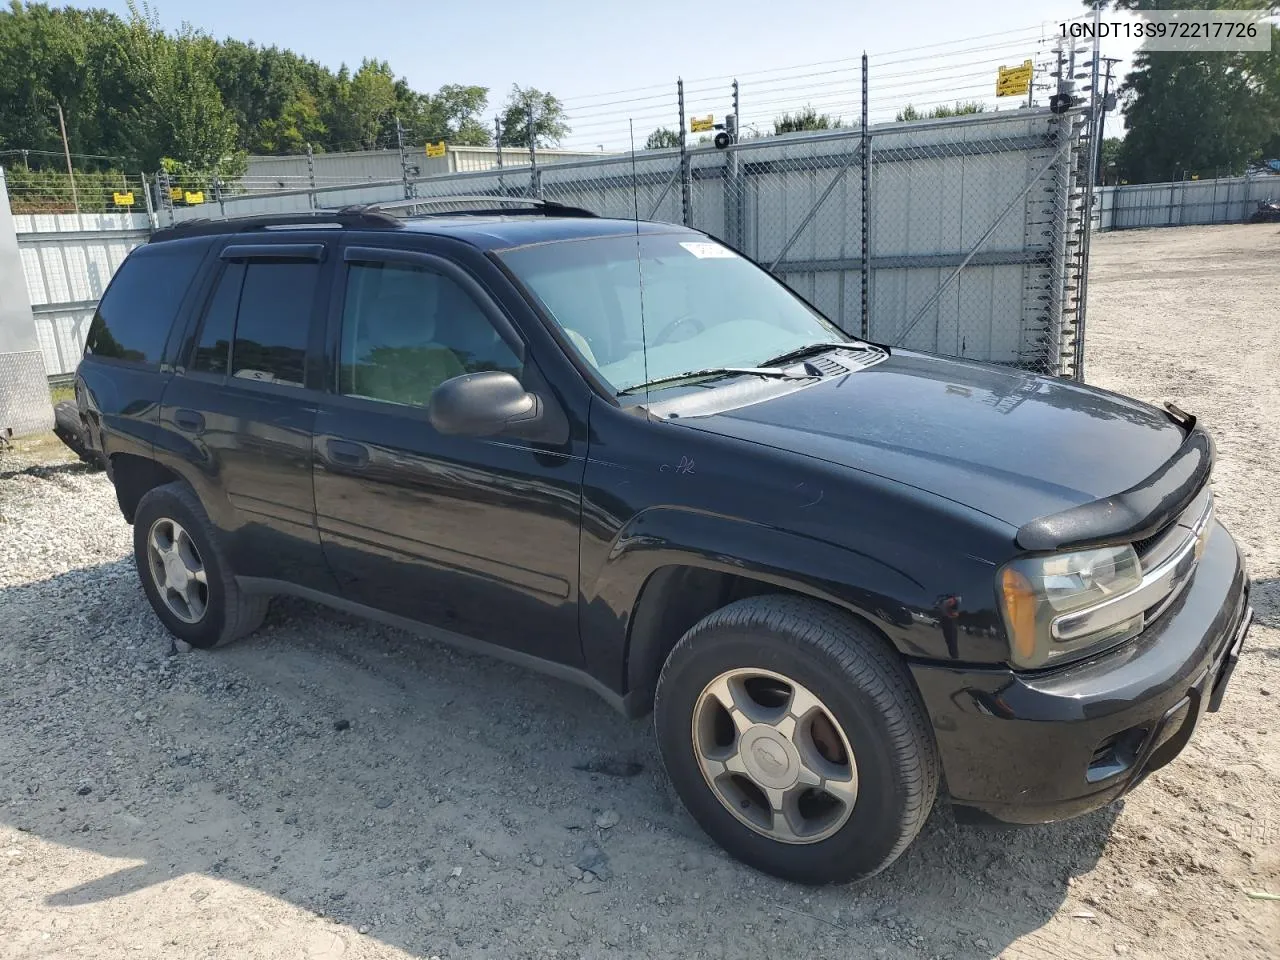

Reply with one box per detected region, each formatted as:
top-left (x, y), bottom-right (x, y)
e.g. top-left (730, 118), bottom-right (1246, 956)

top-left (0, 167), bottom-right (54, 437)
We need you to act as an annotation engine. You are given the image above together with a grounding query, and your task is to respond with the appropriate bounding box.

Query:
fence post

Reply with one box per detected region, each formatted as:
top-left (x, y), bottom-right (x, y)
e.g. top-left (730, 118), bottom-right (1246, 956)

top-left (156, 168), bottom-right (174, 227)
top-left (396, 116), bottom-right (414, 200)
top-left (526, 105), bottom-right (539, 199)
top-left (306, 143), bottom-right (316, 210)
top-left (141, 172), bottom-right (157, 232)
top-left (860, 52), bottom-right (871, 339)
top-left (725, 79), bottom-right (745, 249)
top-left (494, 117), bottom-right (505, 196)
top-left (677, 78), bottom-right (691, 227)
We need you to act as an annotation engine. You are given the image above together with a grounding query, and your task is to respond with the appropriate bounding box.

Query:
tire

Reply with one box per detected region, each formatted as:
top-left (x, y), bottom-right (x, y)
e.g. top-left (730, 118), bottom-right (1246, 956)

top-left (653, 594), bottom-right (938, 884)
top-left (132, 481), bottom-right (269, 649)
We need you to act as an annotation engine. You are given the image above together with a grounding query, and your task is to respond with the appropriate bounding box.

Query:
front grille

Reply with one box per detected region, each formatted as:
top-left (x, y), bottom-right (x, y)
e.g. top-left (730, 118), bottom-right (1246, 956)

top-left (1136, 485), bottom-right (1212, 571)
top-left (1133, 522), bottom-right (1173, 557)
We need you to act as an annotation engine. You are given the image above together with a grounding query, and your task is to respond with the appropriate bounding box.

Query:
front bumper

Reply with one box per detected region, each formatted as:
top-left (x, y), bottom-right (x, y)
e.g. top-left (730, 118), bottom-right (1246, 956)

top-left (910, 520), bottom-right (1252, 825)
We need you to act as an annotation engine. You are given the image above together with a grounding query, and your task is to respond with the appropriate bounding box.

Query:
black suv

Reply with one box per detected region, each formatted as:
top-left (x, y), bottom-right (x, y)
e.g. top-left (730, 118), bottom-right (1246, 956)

top-left (73, 205), bottom-right (1252, 884)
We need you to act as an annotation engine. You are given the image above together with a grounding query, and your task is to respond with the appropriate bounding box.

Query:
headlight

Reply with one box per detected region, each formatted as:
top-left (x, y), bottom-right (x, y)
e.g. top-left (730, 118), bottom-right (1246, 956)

top-left (998, 545), bottom-right (1143, 668)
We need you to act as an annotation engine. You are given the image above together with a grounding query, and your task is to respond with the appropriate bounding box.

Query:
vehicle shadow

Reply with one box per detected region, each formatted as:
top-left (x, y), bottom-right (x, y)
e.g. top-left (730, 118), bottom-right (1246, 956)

top-left (1, 559), bottom-right (1122, 959)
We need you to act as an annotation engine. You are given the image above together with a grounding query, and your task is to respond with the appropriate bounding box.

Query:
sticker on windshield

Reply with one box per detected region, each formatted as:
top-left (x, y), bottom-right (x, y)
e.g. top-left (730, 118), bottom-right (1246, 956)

top-left (679, 241), bottom-right (738, 259)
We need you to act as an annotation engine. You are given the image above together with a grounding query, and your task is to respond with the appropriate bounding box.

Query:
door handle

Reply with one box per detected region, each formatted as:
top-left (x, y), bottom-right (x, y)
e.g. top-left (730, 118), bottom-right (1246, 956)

top-left (327, 439), bottom-right (370, 468)
top-left (174, 409), bottom-right (205, 434)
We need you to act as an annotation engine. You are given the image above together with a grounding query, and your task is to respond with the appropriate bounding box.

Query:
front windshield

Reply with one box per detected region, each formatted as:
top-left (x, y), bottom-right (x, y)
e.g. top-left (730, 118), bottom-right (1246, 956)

top-left (499, 232), bottom-right (852, 393)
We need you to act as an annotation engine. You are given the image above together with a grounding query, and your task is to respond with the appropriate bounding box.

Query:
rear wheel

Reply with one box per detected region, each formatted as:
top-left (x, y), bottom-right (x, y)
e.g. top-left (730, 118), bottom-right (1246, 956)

top-left (654, 595), bottom-right (938, 884)
top-left (132, 482), bottom-right (269, 649)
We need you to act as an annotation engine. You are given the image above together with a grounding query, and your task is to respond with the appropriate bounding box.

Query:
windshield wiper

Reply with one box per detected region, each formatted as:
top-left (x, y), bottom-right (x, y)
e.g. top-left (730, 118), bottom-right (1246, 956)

top-left (618, 366), bottom-right (806, 395)
top-left (760, 341), bottom-right (858, 367)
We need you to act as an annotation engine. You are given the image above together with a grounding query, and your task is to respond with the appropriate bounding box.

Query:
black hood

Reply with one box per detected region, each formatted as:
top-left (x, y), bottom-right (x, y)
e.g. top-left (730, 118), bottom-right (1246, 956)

top-left (674, 350), bottom-right (1187, 529)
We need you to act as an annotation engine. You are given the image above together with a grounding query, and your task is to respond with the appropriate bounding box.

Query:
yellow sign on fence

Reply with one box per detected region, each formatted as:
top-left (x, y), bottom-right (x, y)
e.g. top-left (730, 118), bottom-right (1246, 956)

top-left (184, 191), bottom-right (205, 205)
top-left (112, 191), bottom-right (135, 207)
top-left (996, 59), bottom-right (1033, 98)
top-left (425, 141), bottom-right (447, 158)
top-left (689, 115), bottom-right (715, 133)
top-left (169, 187), bottom-right (184, 201)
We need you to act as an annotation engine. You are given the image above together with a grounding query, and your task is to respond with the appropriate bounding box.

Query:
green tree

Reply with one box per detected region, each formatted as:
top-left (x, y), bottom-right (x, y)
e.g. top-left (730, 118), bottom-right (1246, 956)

top-left (1087, 0), bottom-right (1280, 181)
top-left (498, 85), bottom-right (570, 148)
top-left (645, 127), bottom-right (681, 150)
top-left (773, 105), bottom-right (841, 134)
top-left (0, 1), bottom-right (562, 173)
top-left (1099, 136), bottom-right (1123, 185)
top-left (895, 101), bottom-right (985, 122)
top-left (112, 7), bottom-right (241, 173)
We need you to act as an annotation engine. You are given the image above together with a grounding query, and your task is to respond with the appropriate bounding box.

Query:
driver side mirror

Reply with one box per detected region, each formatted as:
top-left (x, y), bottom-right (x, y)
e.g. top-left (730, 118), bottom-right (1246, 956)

top-left (428, 371), bottom-right (543, 437)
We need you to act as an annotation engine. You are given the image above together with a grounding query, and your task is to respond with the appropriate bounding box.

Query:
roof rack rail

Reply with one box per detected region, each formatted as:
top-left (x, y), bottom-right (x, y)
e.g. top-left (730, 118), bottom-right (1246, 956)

top-left (150, 210), bottom-right (402, 242)
top-left (336, 195), bottom-right (599, 219)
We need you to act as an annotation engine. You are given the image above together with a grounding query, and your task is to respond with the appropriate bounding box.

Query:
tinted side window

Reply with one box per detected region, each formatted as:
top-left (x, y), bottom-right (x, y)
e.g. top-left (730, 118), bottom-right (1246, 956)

top-left (191, 263), bottom-right (245, 375)
top-left (339, 261), bottom-right (521, 408)
top-left (231, 261), bottom-right (319, 387)
top-left (85, 242), bottom-right (205, 365)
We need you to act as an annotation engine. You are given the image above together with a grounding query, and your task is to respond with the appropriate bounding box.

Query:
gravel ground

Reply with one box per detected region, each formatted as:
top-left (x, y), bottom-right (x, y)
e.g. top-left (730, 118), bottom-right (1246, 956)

top-left (1, 223), bottom-right (1278, 960)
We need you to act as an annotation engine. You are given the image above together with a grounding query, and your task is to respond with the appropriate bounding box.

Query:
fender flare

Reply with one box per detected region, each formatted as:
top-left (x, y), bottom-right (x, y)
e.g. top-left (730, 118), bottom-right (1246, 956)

top-left (579, 506), bottom-right (927, 704)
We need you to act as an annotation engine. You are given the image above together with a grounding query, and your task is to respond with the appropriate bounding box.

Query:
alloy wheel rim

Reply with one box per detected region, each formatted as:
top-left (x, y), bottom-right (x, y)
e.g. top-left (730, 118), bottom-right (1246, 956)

top-left (146, 517), bottom-right (208, 624)
top-left (691, 667), bottom-right (858, 844)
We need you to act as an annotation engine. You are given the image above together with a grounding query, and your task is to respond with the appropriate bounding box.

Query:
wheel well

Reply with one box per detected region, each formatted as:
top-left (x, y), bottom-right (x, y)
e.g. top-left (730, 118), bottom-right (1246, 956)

top-left (110, 454), bottom-right (181, 524)
top-left (623, 565), bottom-right (899, 717)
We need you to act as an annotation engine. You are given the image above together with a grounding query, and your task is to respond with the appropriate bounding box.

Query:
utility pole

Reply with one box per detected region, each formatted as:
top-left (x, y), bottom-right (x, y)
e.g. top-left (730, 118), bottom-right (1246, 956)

top-left (56, 102), bottom-right (80, 213)
top-left (1096, 57), bottom-right (1120, 185)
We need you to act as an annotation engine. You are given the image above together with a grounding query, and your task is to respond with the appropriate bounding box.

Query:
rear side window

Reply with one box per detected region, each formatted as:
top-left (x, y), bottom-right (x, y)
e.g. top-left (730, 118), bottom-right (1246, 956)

top-left (187, 258), bottom-right (319, 387)
top-left (192, 262), bottom-right (244, 375)
top-left (232, 262), bottom-right (317, 386)
top-left (85, 242), bottom-right (205, 365)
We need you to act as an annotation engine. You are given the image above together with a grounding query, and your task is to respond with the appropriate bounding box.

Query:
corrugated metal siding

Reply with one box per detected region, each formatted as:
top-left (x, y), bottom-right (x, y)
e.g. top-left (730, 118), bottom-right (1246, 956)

top-left (1096, 176), bottom-right (1279, 230)
top-left (244, 146), bottom-right (612, 185)
top-left (14, 211), bottom-right (150, 376)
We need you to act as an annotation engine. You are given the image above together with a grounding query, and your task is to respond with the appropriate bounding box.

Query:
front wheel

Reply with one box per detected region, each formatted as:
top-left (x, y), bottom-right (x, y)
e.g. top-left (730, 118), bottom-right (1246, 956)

top-left (654, 595), bottom-right (938, 884)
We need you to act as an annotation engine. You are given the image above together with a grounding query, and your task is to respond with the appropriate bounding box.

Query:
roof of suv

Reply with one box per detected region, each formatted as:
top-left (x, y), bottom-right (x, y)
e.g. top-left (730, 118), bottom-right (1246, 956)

top-left (150, 211), bottom-right (689, 252)
top-left (400, 215), bottom-right (686, 250)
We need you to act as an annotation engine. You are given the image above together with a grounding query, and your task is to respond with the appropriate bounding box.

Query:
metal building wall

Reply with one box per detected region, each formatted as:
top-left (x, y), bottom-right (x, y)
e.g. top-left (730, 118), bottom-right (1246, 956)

top-left (15, 211), bottom-right (150, 378)
top-left (0, 168), bottom-right (54, 438)
top-left (243, 146), bottom-right (614, 187)
top-left (1095, 176), bottom-right (1278, 230)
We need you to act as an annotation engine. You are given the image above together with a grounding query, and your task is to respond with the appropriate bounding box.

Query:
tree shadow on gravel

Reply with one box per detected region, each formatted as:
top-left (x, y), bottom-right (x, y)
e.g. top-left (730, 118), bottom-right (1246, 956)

top-left (0, 560), bottom-right (1122, 960)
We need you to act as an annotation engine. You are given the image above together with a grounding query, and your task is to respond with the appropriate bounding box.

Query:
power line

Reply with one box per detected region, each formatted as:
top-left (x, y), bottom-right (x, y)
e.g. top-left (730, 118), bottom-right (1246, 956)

top-left (0, 147), bottom-right (128, 162)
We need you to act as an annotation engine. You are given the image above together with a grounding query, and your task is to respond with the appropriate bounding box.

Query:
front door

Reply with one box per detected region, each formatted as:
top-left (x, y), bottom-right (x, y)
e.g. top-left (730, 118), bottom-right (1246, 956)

top-left (312, 242), bottom-right (586, 666)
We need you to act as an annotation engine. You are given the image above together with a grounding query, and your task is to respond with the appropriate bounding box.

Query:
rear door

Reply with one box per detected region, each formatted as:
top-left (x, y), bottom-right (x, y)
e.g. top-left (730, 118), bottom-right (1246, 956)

top-left (154, 238), bottom-right (336, 592)
top-left (311, 237), bottom-right (587, 665)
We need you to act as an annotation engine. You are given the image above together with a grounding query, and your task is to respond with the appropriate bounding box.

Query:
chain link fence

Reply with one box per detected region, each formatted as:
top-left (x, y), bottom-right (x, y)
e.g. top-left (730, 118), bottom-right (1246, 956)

top-left (150, 108), bottom-right (1088, 377)
top-left (5, 36), bottom-right (1097, 382)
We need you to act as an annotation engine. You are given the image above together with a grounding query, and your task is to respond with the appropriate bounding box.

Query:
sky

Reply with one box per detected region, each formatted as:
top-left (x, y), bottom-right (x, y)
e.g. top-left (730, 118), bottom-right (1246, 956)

top-left (93, 0), bottom-right (1146, 148)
